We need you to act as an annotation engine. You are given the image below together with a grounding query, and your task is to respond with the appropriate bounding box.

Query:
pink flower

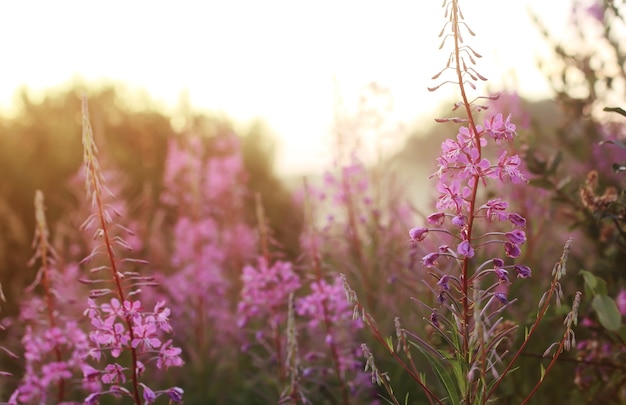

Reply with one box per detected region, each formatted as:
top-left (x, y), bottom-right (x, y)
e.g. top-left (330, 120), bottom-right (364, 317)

top-left (150, 301), bottom-right (173, 333)
top-left (457, 240), bottom-right (475, 258)
top-left (122, 300), bottom-right (142, 320)
top-left (482, 199), bottom-right (509, 222)
top-left (409, 227), bottom-right (429, 242)
top-left (101, 363), bottom-right (126, 385)
top-left (296, 277), bottom-right (361, 330)
top-left (427, 212), bottom-right (446, 225)
top-left (422, 252), bottom-right (440, 268)
top-left (157, 340), bottom-right (184, 370)
top-left (514, 265), bottom-right (532, 279)
top-left (484, 113), bottom-right (517, 144)
top-left (131, 318), bottom-right (161, 351)
top-left (505, 230), bottom-right (526, 245)
top-left (507, 213), bottom-right (527, 228)
top-left (495, 151), bottom-right (526, 184)
top-left (140, 383), bottom-right (157, 404)
top-left (436, 180), bottom-right (471, 214)
top-left (504, 241), bottom-right (521, 258)
top-left (237, 258), bottom-right (301, 327)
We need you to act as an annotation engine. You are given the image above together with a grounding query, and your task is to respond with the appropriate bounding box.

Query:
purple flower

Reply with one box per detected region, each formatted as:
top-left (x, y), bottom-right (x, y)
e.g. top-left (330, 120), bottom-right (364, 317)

top-left (504, 241), bottom-right (521, 258)
top-left (495, 268), bottom-right (509, 282)
top-left (101, 298), bottom-right (124, 321)
top-left (296, 277), bottom-right (360, 329)
top-left (151, 301), bottom-right (173, 333)
top-left (409, 227), bottom-right (429, 242)
top-left (495, 292), bottom-right (508, 305)
top-left (430, 312), bottom-right (440, 327)
top-left (140, 383), bottom-right (156, 404)
top-left (427, 212), bottom-right (446, 225)
top-left (436, 180), bottom-right (471, 214)
top-left (131, 318), bottom-right (161, 350)
top-left (484, 113), bottom-right (517, 144)
top-left (514, 265), bottom-right (532, 279)
top-left (238, 258), bottom-right (301, 327)
top-left (505, 230), bottom-right (526, 245)
top-left (451, 214), bottom-right (467, 227)
top-left (84, 393), bottom-right (100, 405)
top-left (457, 240), bottom-right (475, 258)
top-left (157, 340), bottom-right (184, 370)
top-left (81, 364), bottom-right (101, 381)
top-left (507, 213), bottom-right (527, 228)
top-left (496, 151), bottom-right (526, 184)
top-left (122, 300), bottom-right (142, 320)
top-left (437, 275), bottom-right (451, 291)
top-left (166, 387), bottom-right (184, 403)
top-left (483, 199), bottom-right (509, 222)
top-left (458, 147), bottom-right (491, 180)
top-left (101, 363), bottom-right (126, 384)
top-left (422, 252), bottom-right (440, 268)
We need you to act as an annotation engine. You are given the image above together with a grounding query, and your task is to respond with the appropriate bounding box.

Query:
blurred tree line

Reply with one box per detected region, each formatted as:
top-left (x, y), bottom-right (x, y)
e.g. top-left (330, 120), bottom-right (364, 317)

top-left (0, 84), bottom-right (302, 318)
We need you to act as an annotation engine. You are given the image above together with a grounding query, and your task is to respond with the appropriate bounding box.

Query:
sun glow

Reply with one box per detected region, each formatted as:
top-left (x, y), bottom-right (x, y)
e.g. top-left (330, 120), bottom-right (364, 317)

top-left (1, 0), bottom-right (571, 175)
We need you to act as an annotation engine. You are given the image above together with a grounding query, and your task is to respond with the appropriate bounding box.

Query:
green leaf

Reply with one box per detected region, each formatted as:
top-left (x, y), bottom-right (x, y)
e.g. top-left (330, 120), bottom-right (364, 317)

top-left (411, 342), bottom-right (460, 404)
top-left (592, 295), bottom-right (623, 332)
top-left (580, 270), bottom-right (607, 296)
top-left (384, 336), bottom-right (394, 353)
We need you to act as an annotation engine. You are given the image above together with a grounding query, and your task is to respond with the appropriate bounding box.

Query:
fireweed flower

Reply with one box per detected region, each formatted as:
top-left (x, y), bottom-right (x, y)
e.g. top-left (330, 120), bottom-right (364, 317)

top-left (146, 132), bottom-right (256, 371)
top-left (295, 277), bottom-right (365, 378)
top-left (237, 258), bottom-right (301, 328)
top-left (406, 5), bottom-right (536, 399)
top-left (11, 191), bottom-right (92, 404)
top-left (80, 95), bottom-right (183, 404)
top-left (296, 277), bottom-right (361, 329)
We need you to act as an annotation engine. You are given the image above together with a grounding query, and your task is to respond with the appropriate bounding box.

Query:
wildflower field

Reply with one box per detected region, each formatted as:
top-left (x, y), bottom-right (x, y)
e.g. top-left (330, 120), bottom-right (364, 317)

top-left (1, 1), bottom-right (626, 404)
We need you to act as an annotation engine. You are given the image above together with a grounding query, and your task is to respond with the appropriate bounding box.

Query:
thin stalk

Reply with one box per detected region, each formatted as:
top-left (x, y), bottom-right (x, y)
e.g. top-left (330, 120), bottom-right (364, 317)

top-left (451, 2), bottom-right (481, 401)
top-left (82, 96), bottom-right (142, 405)
top-left (255, 193), bottom-right (286, 383)
top-left (302, 178), bottom-right (351, 404)
top-left (483, 262), bottom-right (561, 402)
top-left (33, 191), bottom-right (66, 402)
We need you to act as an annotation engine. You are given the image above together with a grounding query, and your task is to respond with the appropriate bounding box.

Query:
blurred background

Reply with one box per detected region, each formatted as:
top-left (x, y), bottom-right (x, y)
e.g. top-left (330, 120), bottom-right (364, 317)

top-left (7, 0), bottom-right (626, 402)
top-left (0, 0), bottom-right (570, 175)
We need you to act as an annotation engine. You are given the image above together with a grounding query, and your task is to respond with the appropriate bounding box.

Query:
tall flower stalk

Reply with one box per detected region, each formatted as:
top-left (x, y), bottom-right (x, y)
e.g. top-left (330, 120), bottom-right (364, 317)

top-left (79, 95), bottom-right (183, 404)
top-left (343, 2), bottom-right (581, 404)
top-left (9, 191), bottom-right (91, 404)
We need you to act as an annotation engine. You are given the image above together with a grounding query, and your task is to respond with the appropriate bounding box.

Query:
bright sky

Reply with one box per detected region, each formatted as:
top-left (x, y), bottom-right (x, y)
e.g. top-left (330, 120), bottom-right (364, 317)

top-left (0, 0), bottom-right (571, 175)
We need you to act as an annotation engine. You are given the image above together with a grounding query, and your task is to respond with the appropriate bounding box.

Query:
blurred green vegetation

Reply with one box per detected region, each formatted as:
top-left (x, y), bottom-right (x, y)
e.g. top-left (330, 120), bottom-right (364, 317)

top-left (0, 83), bottom-right (303, 319)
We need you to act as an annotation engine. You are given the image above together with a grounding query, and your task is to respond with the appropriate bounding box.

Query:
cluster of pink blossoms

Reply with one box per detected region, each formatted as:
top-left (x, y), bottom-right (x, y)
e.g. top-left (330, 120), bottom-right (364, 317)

top-left (295, 277), bottom-right (365, 377)
top-left (82, 298), bottom-right (183, 402)
top-left (237, 258), bottom-right (301, 329)
top-left (410, 113), bottom-right (531, 302)
top-left (11, 321), bottom-right (92, 404)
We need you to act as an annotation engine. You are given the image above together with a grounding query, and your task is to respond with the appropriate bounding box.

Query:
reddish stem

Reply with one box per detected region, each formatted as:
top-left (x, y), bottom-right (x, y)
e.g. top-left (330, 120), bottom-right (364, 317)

top-left (35, 211), bottom-right (66, 402)
top-left (86, 151), bottom-right (142, 405)
top-left (309, 234), bottom-right (351, 405)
